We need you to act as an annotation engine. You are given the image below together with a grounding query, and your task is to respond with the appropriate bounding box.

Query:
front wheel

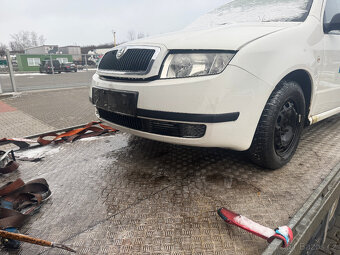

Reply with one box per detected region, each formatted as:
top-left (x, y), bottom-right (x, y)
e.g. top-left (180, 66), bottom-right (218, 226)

top-left (248, 81), bottom-right (306, 170)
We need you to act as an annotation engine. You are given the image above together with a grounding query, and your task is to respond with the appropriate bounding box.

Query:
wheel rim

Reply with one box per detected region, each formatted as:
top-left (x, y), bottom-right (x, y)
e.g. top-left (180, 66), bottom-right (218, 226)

top-left (274, 100), bottom-right (300, 157)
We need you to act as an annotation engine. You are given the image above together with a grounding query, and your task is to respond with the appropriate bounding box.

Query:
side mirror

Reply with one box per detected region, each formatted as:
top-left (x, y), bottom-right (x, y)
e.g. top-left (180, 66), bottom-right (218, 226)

top-left (325, 13), bottom-right (340, 33)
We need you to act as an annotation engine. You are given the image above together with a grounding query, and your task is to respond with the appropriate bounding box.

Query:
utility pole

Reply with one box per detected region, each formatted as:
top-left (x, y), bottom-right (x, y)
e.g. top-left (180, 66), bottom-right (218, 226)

top-left (0, 77), bottom-right (2, 94)
top-left (5, 50), bottom-right (17, 92)
top-left (112, 30), bottom-right (117, 47)
top-left (49, 55), bottom-right (55, 74)
top-left (84, 54), bottom-right (88, 71)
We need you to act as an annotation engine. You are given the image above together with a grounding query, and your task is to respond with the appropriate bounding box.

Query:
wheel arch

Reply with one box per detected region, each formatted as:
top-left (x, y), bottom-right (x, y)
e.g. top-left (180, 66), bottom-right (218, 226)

top-left (276, 69), bottom-right (314, 125)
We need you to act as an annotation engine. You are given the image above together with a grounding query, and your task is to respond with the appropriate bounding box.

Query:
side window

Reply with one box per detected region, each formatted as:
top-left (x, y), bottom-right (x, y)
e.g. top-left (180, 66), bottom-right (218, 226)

top-left (27, 58), bottom-right (41, 66)
top-left (324, 0), bottom-right (340, 31)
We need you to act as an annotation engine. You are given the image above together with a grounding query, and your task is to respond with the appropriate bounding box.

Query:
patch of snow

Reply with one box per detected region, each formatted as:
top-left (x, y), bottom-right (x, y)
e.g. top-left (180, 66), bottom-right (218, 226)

top-left (16, 145), bottom-right (61, 161)
top-left (4, 92), bottom-right (24, 99)
top-left (78, 68), bottom-right (97, 72)
top-left (187, 0), bottom-right (311, 30)
top-left (0, 73), bottom-right (47, 77)
top-left (234, 215), bottom-right (275, 238)
top-left (79, 136), bottom-right (108, 142)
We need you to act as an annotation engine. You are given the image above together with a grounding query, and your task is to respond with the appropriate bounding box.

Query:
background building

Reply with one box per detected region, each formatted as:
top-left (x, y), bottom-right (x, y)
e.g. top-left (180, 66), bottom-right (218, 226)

top-left (59, 46), bottom-right (82, 62)
top-left (25, 45), bottom-right (59, 55)
top-left (16, 54), bottom-right (73, 71)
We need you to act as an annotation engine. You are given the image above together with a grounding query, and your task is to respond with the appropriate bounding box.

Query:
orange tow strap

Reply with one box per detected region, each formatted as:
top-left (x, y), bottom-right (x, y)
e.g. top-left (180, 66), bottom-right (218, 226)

top-left (37, 122), bottom-right (116, 145)
top-left (0, 122), bottom-right (117, 148)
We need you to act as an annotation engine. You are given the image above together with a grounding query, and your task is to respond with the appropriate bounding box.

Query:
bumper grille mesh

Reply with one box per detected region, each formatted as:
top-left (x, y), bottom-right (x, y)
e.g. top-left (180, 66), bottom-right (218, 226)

top-left (98, 108), bottom-right (206, 138)
top-left (98, 49), bottom-right (155, 72)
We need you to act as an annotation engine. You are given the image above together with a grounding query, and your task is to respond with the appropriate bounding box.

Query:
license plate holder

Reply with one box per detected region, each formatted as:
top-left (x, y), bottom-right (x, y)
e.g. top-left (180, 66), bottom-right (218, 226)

top-left (92, 88), bottom-right (138, 117)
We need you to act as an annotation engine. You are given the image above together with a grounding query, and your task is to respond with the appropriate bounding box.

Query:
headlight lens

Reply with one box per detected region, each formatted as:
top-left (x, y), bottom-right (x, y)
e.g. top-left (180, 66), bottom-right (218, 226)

top-left (160, 52), bottom-right (235, 79)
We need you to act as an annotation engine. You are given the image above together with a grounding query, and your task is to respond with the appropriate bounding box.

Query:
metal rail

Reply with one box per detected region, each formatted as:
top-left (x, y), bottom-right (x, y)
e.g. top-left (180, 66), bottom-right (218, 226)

top-left (263, 162), bottom-right (340, 255)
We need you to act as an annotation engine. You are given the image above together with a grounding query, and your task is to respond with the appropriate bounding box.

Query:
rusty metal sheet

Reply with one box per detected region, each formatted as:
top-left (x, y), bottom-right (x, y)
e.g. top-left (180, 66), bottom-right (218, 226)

top-left (0, 114), bottom-right (339, 255)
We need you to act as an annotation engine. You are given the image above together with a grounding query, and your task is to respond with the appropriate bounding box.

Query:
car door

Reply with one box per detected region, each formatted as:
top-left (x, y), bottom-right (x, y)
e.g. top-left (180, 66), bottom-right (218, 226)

top-left (313, 0), bottom-right (340, 115)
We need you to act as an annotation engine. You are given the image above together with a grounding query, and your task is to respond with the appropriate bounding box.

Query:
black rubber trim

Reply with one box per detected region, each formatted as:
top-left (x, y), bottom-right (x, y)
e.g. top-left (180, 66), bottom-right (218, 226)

top-left (99, 75), bottom-right (159, 82)
top-left (136, 109), bottom-right (240, 123)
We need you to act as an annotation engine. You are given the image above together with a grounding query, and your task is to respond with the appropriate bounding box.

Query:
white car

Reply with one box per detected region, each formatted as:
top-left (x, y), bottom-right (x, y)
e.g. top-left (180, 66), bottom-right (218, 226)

top-left (90, 0), bottom-right (340, 169)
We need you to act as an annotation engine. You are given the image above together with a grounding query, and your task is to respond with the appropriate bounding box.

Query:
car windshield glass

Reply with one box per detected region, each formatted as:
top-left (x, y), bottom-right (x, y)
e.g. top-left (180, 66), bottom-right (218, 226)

top-left (188, 0), bottom-right (313, 30)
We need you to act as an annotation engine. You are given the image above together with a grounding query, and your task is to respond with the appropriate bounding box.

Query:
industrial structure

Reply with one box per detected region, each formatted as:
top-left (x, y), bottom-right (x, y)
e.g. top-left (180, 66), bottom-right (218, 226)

top-left (59, 46), bottom-right (82, 62)
top-left (25, 45), bottom-right (59, 55)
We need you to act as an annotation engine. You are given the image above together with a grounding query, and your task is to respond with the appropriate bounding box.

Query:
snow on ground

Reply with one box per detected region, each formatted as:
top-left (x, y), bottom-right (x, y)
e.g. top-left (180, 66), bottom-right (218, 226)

top-left (16, 145), bottom-right (61, 161)
top-left (0, 73), bottom-right (47, 77)
top-left (186, 0), bottom-right (310, 30)
top-left (0, 69), bottom-right (96, 76)
top-left (15, 135), bottom-right (112, 160)
top-left (78, 136), bottom-right (107, 142)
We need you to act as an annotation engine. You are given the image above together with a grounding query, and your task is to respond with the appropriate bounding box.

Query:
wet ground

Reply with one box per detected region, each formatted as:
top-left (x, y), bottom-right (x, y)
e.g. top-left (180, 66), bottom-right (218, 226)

top-left (0, 114), bottom-right (339, 255)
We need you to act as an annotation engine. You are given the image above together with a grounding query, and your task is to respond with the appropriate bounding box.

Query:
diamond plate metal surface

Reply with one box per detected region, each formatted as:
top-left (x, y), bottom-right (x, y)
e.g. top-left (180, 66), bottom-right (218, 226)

top-left (0, 114), bottom-right (339, 255)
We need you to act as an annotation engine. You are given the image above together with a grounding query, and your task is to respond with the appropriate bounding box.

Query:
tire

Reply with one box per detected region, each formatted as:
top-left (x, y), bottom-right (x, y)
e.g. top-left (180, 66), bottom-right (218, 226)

top-left (248, 81), bottom-right (306, 170)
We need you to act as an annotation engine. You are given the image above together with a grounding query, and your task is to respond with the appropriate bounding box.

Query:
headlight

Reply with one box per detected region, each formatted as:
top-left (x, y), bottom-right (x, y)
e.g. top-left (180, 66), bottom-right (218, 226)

top-left (160, 52), bottom-right (235, 79)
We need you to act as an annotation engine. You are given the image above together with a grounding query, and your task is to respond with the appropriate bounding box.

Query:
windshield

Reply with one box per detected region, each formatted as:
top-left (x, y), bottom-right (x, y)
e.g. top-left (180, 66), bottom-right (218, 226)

top-left (188, 0), bottom-right (313, 30)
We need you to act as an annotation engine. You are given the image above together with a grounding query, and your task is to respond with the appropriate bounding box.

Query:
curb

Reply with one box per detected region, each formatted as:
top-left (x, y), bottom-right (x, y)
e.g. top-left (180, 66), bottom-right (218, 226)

top-left (0, 92), bottom-right (19, 99)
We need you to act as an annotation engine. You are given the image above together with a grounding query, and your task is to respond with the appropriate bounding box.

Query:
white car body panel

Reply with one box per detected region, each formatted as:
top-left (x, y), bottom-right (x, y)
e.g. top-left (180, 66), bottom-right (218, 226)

top-left (92, 64), bottom-right (272, 150)
top-left (90, 0), bottom-right (340, 151)
top-left (131, 23), bottom-right (292, 51)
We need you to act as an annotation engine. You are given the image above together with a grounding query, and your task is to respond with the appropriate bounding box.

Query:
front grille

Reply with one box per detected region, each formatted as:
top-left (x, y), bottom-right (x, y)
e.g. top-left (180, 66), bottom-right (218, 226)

top-left (98, 49), bottom-right (155, 72)
top-left (98, 108), bottom-right (206, 138)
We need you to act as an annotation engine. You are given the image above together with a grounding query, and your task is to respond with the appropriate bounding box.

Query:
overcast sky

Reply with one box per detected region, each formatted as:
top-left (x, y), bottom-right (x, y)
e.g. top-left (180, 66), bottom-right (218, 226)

top-left (0, 0), bottom-right (228, 47)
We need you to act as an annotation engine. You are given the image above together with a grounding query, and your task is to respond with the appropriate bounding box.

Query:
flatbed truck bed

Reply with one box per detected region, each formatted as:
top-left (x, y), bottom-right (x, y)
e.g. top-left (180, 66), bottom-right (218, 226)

top-left (1, 114), bottom-right (339, 255)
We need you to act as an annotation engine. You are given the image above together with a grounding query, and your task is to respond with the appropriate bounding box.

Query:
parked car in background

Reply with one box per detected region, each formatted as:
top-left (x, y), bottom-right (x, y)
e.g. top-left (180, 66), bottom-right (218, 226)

top-left (61, 62), bottom-right (77, 72)
top-left (90, 0), bottom-right (340, 169)
top-left (39, 60), bottom-right (61, 74)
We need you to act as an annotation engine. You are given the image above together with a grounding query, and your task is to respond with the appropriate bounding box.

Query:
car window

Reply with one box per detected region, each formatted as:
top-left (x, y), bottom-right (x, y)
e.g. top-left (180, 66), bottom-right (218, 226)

top-left (324, 0), bottom-right (340, 34)
top-left (324, 0), bottom-right (340, 23)
top-left (187, 0), bottom-right (314, 30)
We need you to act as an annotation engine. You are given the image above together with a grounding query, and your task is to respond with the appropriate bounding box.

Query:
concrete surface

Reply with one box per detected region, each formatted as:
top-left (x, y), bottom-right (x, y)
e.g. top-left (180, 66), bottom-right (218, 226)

top-left (0, 87), bottom-right (96, 139)
top-left (0, 113), bottom-right (338, 255)
top-left (0, 71), bottom-right (95, 92)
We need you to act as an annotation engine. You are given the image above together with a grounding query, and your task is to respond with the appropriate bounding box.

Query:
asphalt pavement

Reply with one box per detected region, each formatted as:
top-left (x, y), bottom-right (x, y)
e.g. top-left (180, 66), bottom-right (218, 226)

top-left (0, 70), bottom-right (96, 92)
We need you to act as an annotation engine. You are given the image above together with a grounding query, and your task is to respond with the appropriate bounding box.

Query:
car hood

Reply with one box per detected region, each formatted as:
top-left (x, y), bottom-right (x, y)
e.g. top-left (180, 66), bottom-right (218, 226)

top-left (128, 23), bottom-right (297, 51)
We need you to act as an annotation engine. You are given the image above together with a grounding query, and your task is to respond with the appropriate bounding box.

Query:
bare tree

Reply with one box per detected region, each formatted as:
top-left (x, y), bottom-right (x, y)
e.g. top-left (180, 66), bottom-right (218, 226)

top-left (30, 31), bottom-right (38, 46)
top-left (39, 35), bottom-right (46, 45)
top-left (137, 32), bottom-right (145, 39)
top-left (0, 43), bottom-right (8, 55)
top-left (127, 30), bottom-right (136, 41)
top-left (9, 31), bottom-right (47, 51)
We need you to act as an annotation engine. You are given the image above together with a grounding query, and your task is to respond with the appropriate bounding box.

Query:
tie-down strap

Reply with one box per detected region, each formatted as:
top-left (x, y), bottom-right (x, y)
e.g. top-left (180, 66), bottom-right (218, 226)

top-left (218, 207), bottom-right (294, 248)
top-left (0, 150), bottom-right (19, 174)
